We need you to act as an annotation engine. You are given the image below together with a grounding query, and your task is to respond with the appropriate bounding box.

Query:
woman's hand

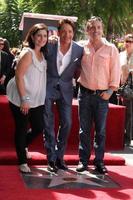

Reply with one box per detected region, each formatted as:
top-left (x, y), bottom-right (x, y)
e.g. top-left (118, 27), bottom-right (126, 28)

top-left (20, 102), bottom-right (30, 115)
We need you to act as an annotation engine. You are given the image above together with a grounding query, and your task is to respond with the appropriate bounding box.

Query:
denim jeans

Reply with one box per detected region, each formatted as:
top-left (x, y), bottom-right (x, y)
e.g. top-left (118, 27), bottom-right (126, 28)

top-left (78, 87), bottom-right (109, 166)
top-left (43, 90), bottom-right (72, 162)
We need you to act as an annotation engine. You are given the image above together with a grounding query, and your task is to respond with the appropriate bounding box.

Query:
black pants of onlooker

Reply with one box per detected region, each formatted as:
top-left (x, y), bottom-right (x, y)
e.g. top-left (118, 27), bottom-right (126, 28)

top-left (9, 102), bottom-right (44, 165)
top-left (0, 84), bottom-right (6, 95)
top-left (123, 99), bottom-right (133, 145)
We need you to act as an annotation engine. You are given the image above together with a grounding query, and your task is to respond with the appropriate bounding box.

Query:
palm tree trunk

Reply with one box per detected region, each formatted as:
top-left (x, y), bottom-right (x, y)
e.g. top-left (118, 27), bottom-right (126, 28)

top-left (106, 15), bottom-right (113, 41)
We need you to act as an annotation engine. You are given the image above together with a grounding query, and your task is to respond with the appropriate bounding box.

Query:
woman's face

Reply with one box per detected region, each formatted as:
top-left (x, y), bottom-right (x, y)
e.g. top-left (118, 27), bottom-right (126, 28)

top-left (33, 29), bottom-right (47, 48)
top-left (124, 39), bottom-right (133, 52)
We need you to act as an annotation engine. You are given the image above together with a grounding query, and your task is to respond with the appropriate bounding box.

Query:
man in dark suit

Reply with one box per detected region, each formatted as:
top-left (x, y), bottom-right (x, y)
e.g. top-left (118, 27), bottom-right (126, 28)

top-left (43, 19), bottom-right (83, 172)
top-left (0, 37), bottom-right (9, 94)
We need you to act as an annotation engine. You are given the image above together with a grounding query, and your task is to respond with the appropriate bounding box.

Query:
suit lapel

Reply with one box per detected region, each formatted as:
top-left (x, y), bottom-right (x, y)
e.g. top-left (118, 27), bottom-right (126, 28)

top-left (70, 42), bottom-right (77, 63)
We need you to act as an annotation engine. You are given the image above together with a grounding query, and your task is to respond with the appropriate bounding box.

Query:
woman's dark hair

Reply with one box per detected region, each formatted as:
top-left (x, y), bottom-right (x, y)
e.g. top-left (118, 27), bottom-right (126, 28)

top-left (58, 18), bottom-right (75, 33)
top-left (3, 39), bottom-right (11, 54)
top-left (23, 23), bottom-right (48, 54)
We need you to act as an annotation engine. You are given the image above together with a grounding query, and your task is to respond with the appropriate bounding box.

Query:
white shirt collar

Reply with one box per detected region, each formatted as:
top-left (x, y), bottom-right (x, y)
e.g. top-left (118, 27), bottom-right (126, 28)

top-left (57, 39), bottom-right (73, 56)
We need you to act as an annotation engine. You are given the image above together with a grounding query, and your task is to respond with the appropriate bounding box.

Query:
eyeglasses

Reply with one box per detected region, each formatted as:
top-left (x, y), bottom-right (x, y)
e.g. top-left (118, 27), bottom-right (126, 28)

top-left (125, 40), bottom-right (133, 43)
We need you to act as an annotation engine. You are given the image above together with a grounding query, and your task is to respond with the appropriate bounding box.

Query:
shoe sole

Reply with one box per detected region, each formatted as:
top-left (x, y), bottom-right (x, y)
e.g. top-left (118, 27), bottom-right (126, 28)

top-left (76, 168), bottom-right (88, 173)
top-left (47, 167), bottom-right (58, 173)
top-left (57, 167), bottom-right (68, 171)
top-left (94, 167), bottom-right (108, 174)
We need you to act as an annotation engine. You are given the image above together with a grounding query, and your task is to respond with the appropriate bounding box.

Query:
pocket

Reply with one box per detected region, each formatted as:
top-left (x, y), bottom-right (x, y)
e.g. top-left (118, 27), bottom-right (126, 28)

top-left (97, 54), bottom-right (109, 67)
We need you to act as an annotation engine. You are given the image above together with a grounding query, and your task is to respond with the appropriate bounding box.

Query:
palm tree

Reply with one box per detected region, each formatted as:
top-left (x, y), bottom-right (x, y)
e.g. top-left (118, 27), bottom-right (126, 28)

top-left (0, 0), bottom-right (132, 46)
top-left (91, 0), bottom-right (133, 40)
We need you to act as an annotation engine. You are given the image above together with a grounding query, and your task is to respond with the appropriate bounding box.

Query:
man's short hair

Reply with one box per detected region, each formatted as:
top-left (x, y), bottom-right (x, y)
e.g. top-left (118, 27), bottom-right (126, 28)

top-left (58, 18), bottom-right (75, 32)
top-left (86, 16), bottom-right (103, 30)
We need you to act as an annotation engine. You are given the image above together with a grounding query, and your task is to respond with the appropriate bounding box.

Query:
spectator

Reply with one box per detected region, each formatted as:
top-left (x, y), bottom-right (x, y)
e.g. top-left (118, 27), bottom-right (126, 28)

top-left (2, 38), bottom-right (15, 86)
top-left (9, 49), bottom-right (21, 80)
top-left (0, 37), bottom-right (9, 94)
top-left (120, 33), bottom-right (133, 146)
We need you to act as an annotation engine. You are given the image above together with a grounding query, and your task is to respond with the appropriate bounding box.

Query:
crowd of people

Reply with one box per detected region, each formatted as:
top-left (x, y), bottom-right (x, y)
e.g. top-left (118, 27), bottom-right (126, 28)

top-left (119, 34), bottom-right (133, 146)
top-left (0, 37), bottom-right (20, 94)
top-left (0, 16), bottom-right (133, 174)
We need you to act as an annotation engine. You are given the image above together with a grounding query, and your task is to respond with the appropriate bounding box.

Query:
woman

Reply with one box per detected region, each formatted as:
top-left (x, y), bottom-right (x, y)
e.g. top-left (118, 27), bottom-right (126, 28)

top-left (6, 23), bottom-right (48, 172)
top-left (120, 33), bottom-right (133, 146)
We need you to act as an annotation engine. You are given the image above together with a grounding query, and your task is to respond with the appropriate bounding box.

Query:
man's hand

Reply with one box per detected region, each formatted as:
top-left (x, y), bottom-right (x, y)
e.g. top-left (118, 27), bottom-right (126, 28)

top-left (48, 35), bottom-right (58, 44)
top-left (100, 91), bottom-right (112, 100)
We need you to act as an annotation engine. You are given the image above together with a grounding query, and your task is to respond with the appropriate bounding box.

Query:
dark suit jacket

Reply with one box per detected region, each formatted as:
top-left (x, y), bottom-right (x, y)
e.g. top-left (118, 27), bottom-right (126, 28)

top-left (0, 50), bottom-right (9, 78)
top-left (46, 41), bottom-right (83, 105)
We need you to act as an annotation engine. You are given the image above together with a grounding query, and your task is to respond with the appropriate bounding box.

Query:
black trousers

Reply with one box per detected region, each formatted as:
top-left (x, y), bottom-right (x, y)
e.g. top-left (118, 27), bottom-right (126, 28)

top-left (123, 99), bottom-right (133, 144)
top-left (9, 102), bottom-right (44, 164)
top-left (0, 84), bottom-right (6, 95)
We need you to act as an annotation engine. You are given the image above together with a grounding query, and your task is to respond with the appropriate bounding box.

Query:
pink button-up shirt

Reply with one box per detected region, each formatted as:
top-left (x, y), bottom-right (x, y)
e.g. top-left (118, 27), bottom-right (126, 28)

top-left (78, 38), bottom-right (120, 90)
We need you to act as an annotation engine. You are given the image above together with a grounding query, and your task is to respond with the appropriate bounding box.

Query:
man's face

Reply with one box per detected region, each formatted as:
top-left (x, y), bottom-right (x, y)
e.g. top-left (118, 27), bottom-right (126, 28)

top-left (86, 20), bottom-right (103, 42)
top-left (58, 23), bottom-right (74, 45)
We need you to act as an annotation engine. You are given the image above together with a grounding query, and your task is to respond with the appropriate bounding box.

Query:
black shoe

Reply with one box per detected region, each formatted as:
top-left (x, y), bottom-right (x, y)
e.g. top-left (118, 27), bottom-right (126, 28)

top-left (56, 159), bottom-right (68, 170)
top-left (76, 162), bottom-right (88, 172)
top-left (47, 161), bottom-right (58, 173)
top-left (94, 163), bottom-right (108, 174)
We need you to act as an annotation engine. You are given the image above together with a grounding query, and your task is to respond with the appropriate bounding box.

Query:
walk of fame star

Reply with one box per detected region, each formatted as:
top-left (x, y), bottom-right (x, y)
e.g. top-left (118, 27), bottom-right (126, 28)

top-left (21, 167), bottom-right (120, 189)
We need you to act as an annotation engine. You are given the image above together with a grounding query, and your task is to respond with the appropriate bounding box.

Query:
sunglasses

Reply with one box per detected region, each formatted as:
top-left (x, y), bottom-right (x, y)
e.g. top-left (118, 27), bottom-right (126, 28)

top-left (125, 40), bottom-right (133, 43)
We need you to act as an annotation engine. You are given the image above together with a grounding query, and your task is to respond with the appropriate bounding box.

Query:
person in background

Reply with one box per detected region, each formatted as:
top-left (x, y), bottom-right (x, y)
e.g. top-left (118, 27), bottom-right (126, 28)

top-left (120, 33), bottom-right (133, 146)
top-left (6, 23), bottom-right (48, 173)
top-left (8, 49), bottom-right (21, 80)
top-left (2, 38), bottom-right (15, 86)
top-left (0, 37), bottom-right (9, 94)
top-left (43, 19), bottom-right (83, 172)
top-left (76, 16), bottom-right (120, 174)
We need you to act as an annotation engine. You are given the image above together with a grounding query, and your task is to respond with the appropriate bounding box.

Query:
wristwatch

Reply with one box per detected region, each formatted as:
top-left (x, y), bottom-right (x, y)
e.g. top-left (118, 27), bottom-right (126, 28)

top-left (21, 96), bottom-right (30, 102)
top-left (106, 89), bottom-right (113, 95)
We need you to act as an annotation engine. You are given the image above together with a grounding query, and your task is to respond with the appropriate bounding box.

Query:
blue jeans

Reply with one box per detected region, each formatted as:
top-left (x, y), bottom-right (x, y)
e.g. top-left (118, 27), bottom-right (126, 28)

top-left (43, 90), bottom-right (72, 162)
top-left (78, 87), bottom-right (109, 166)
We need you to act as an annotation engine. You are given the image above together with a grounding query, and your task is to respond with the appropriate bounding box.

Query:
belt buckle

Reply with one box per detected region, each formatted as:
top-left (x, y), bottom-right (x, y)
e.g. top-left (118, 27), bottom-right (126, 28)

top-left (93, 90), bottom-right (97, 95)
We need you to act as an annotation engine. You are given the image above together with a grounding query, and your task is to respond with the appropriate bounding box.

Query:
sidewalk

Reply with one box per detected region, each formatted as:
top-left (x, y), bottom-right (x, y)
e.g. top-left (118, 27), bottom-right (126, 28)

top-left (110, 140), bottom-right (133, 166)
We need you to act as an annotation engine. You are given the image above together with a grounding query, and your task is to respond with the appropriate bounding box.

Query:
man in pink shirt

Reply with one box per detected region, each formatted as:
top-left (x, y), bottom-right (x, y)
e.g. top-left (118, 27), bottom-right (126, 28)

top-left (76, 16), bottom-right (120, 174)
